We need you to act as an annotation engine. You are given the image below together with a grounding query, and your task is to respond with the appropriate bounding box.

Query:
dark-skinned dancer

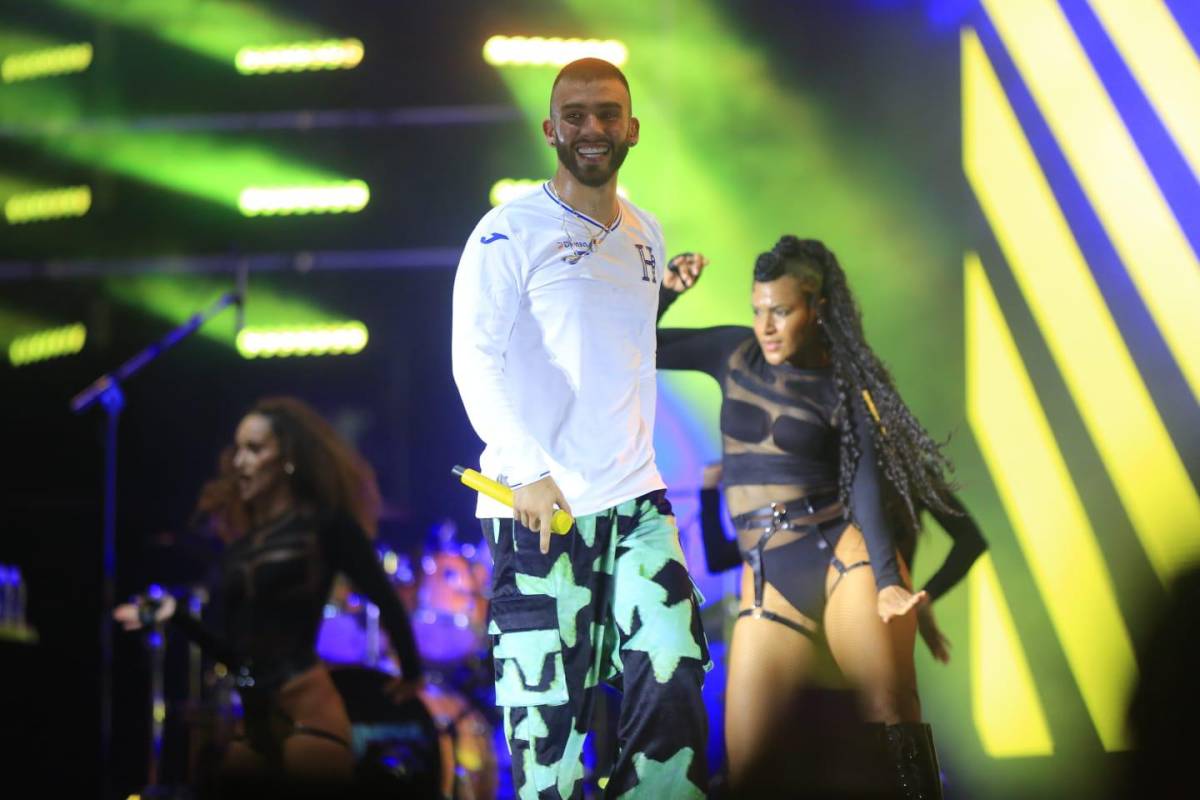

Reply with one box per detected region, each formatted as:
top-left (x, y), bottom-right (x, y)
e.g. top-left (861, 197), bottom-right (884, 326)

top-left (658, 239), bottom-right (957, 799)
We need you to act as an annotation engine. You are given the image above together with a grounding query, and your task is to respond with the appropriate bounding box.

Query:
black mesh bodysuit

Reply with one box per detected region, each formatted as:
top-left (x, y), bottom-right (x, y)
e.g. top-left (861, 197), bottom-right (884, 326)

top-left (172, 508), bottom-right (422, 686)
top-left (657, 295), bottom-right (903, 635)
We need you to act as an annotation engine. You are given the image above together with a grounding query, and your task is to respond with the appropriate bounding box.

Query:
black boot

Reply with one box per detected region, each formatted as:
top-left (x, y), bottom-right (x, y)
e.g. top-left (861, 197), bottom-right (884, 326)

top-left (883, 722), bottom-right (943, 800)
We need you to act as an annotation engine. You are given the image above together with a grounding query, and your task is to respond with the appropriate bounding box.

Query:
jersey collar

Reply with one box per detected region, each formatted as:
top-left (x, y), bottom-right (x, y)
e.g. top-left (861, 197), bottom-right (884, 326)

top-left (543, 181), bottom-right (623, 233)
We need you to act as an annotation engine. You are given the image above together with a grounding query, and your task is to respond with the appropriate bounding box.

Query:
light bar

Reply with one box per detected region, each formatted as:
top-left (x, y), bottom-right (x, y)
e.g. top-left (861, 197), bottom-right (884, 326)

top-left (4, 186), bottom-right (92, 225)
top-left (238, 180), bottom-right (369, 217)
top-left (236, 322), bottom-right (368, 358)
top-left (490, 179), bottom-right (540, 206)
top-left (235, 38), bottom-right (364, 75)
top-left (482, 36), bottom-right (628, 67)
top-left (490, 178), bottom-right (628, 207)
top-left (2, 43), bottom-right (93, 84)
top-left (9, 323), bottom-right (86, 367)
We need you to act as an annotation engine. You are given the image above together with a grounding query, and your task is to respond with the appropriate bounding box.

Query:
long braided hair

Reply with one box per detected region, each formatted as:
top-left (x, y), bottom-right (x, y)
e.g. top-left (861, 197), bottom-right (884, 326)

top-left (754, 235), bottom-right (956, 526)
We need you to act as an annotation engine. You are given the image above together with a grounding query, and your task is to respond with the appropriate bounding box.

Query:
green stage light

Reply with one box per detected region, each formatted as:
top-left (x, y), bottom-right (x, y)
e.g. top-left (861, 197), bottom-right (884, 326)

top-left (8, 323), bottom-right (86, 367)
top-left (489, 178), bottom-right (628, 206)
top-left (235, 38), bottom-right (363, 75)
top-left (0, 175), bottom-right (41, 203)
top-left (104, 275), bottom-right (338, 348)
top-left (482, 36), bottom-right (627, 67)
top-left (238, 180), bottom-right (369, 217)
top-left (0, 306), bottom-right (49, 343)
top-left (54, 0), bottom-right (324, 66)
top-left (4, 185), bottom-right (91, 224)
top-left (1, 42), bottom-right (92, 83)
top-left (43, 131), bottom-right (345, 211)
top-left (236, 322), bottom-right (368, 359)
top-left (0, 76), bottom-right (86, 131)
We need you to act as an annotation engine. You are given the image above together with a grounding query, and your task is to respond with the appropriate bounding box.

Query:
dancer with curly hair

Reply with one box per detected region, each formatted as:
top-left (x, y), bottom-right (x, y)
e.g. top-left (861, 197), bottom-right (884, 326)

top-left (114, 397), bottom-right (423, 798)
top-left (659, 239), bottom-right (955, 798)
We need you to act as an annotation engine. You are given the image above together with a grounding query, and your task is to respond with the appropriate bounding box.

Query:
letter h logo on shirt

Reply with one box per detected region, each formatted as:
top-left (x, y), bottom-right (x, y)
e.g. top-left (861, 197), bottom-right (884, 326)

top-left (635, 244), bottom-right (657, 284)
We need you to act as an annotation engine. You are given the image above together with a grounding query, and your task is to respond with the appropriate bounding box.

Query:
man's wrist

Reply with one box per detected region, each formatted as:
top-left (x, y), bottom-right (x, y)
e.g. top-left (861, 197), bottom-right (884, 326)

top-left (510, 470), bottom-right (551, 489)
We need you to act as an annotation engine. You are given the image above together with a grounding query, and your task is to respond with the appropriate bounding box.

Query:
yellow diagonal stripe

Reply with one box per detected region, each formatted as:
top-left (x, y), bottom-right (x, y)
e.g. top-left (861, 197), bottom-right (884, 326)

top-left (966, 252), bottom-right (1134, 751)
top-left (970, 552), bottom-right (1054, 758)
top-left (981, 0), bottom-right (1200, 400)
top-left (1087, 0), bottom-right (1200, 185)
top-left (963, 28), bottom-right (1200, 583)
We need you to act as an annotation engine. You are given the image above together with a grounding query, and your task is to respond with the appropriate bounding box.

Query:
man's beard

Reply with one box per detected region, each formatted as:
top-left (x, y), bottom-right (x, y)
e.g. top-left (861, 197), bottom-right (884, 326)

top-left (555, 137), bottom-right (631, 188)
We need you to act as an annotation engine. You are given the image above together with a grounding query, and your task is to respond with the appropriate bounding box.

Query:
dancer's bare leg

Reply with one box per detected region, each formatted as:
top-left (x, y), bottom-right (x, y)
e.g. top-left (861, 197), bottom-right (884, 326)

top-left (724, 565), bottom-right (822, 787)
top-left (823, 526), bottom-right (920, 724)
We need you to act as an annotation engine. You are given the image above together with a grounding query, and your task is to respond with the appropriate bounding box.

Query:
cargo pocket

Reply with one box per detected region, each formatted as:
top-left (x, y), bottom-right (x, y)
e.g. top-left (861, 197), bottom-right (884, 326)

top-left (488, 593), bottom-right (569, 708)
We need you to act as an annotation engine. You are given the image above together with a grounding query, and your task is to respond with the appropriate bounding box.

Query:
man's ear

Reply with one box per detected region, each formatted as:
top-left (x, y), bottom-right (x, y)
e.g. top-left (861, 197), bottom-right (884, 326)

top-left (543, 117), bottom-right (556, 147)
top-left (627, 116), bottom-right (640, 146)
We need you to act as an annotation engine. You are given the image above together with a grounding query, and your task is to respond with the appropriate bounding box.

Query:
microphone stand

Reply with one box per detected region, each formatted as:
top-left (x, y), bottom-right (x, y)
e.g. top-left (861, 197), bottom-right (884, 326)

top-left (70, 273), bottom-right (245, 800)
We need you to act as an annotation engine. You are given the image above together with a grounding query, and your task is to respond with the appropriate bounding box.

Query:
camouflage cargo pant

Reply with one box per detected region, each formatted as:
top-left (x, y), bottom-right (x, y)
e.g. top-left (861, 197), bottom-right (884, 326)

top-left (484, 490), bottom-right (710, 799)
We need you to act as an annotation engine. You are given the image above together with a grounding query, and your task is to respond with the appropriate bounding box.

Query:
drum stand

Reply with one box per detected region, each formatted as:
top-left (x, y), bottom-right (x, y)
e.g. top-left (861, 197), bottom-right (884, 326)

top-left (141, 585), bottom-right (209, 800)
top-left (364, 600), bottom-right (381, 668)
top-left (147, 619), bottom-right (167, 788)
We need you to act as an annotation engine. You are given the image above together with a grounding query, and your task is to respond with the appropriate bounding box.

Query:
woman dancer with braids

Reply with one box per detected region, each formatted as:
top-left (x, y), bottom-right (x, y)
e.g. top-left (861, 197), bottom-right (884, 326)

top-left (659, 238), bottom-right (955, 798)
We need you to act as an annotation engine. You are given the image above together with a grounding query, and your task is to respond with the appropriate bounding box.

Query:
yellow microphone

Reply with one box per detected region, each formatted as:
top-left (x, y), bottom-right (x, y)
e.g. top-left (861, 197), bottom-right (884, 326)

top-left (451, 465), bottom-right (574, 535)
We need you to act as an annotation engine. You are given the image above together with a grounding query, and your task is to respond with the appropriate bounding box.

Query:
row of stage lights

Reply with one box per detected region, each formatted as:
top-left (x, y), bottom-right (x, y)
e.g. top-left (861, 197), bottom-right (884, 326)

top-left (4, 182), bottom-right (370, 225)
top-left (235, 322), bottom-right (369, 359)
top-left (4, 186), bottom-right (92, 225)
top-left (1, 42), bottom-right (93, 84)
top-left (2, 35), bottom-right (626, 83)
top-left (8, 323), bottom-right (87, 367)
top-left (234, 39), bottom-right (364, 75)
top-left (7, 177), bottom-right (617, 225)
top-left (6, 321), bottom-right (371, 368)
top-left (0, 39), bottom-right (367, 84)
top-left (1, 33), bottom-right (630, 83)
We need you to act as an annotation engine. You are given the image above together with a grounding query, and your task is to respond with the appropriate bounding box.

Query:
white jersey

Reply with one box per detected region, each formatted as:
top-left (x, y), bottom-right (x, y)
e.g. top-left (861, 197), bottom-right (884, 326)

top-left (451, 182), bottom-right (667, 518)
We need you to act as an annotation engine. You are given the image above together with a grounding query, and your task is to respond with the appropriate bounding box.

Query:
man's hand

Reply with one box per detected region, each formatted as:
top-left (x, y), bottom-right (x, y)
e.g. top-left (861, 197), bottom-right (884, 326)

top-left (917, 604), bottom-right (951, 663)
top-left (663, 252), bottom-right (708, 293)
top-left (876, 585), bottom-right (929, 624)
top-left (513, 475), bottom-right (573, 554)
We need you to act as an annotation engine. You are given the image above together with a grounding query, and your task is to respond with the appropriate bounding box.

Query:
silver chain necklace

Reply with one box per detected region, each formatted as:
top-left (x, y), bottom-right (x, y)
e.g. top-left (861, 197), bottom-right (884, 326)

top-left (548, 182), bottom-right (616, 264)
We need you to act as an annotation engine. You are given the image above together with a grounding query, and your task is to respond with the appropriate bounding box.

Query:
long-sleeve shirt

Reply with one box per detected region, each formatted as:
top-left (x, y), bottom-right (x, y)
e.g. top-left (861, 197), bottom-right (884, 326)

top-left (451, 183), bottom-right (667, 517)
top-left (699, 487), bottom-right (741, 573)
top-left (894, 492), bottom-right (988, 601)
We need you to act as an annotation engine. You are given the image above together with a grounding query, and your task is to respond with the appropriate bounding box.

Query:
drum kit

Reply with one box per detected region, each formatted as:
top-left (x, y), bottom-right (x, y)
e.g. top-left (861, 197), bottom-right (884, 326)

top-left (316, 530), bottom-right (504, 800)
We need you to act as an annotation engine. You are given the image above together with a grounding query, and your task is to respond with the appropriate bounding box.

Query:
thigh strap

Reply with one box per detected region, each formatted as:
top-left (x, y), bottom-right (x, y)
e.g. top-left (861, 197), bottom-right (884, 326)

top-left (737, 607), bottom-right (816, 640)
